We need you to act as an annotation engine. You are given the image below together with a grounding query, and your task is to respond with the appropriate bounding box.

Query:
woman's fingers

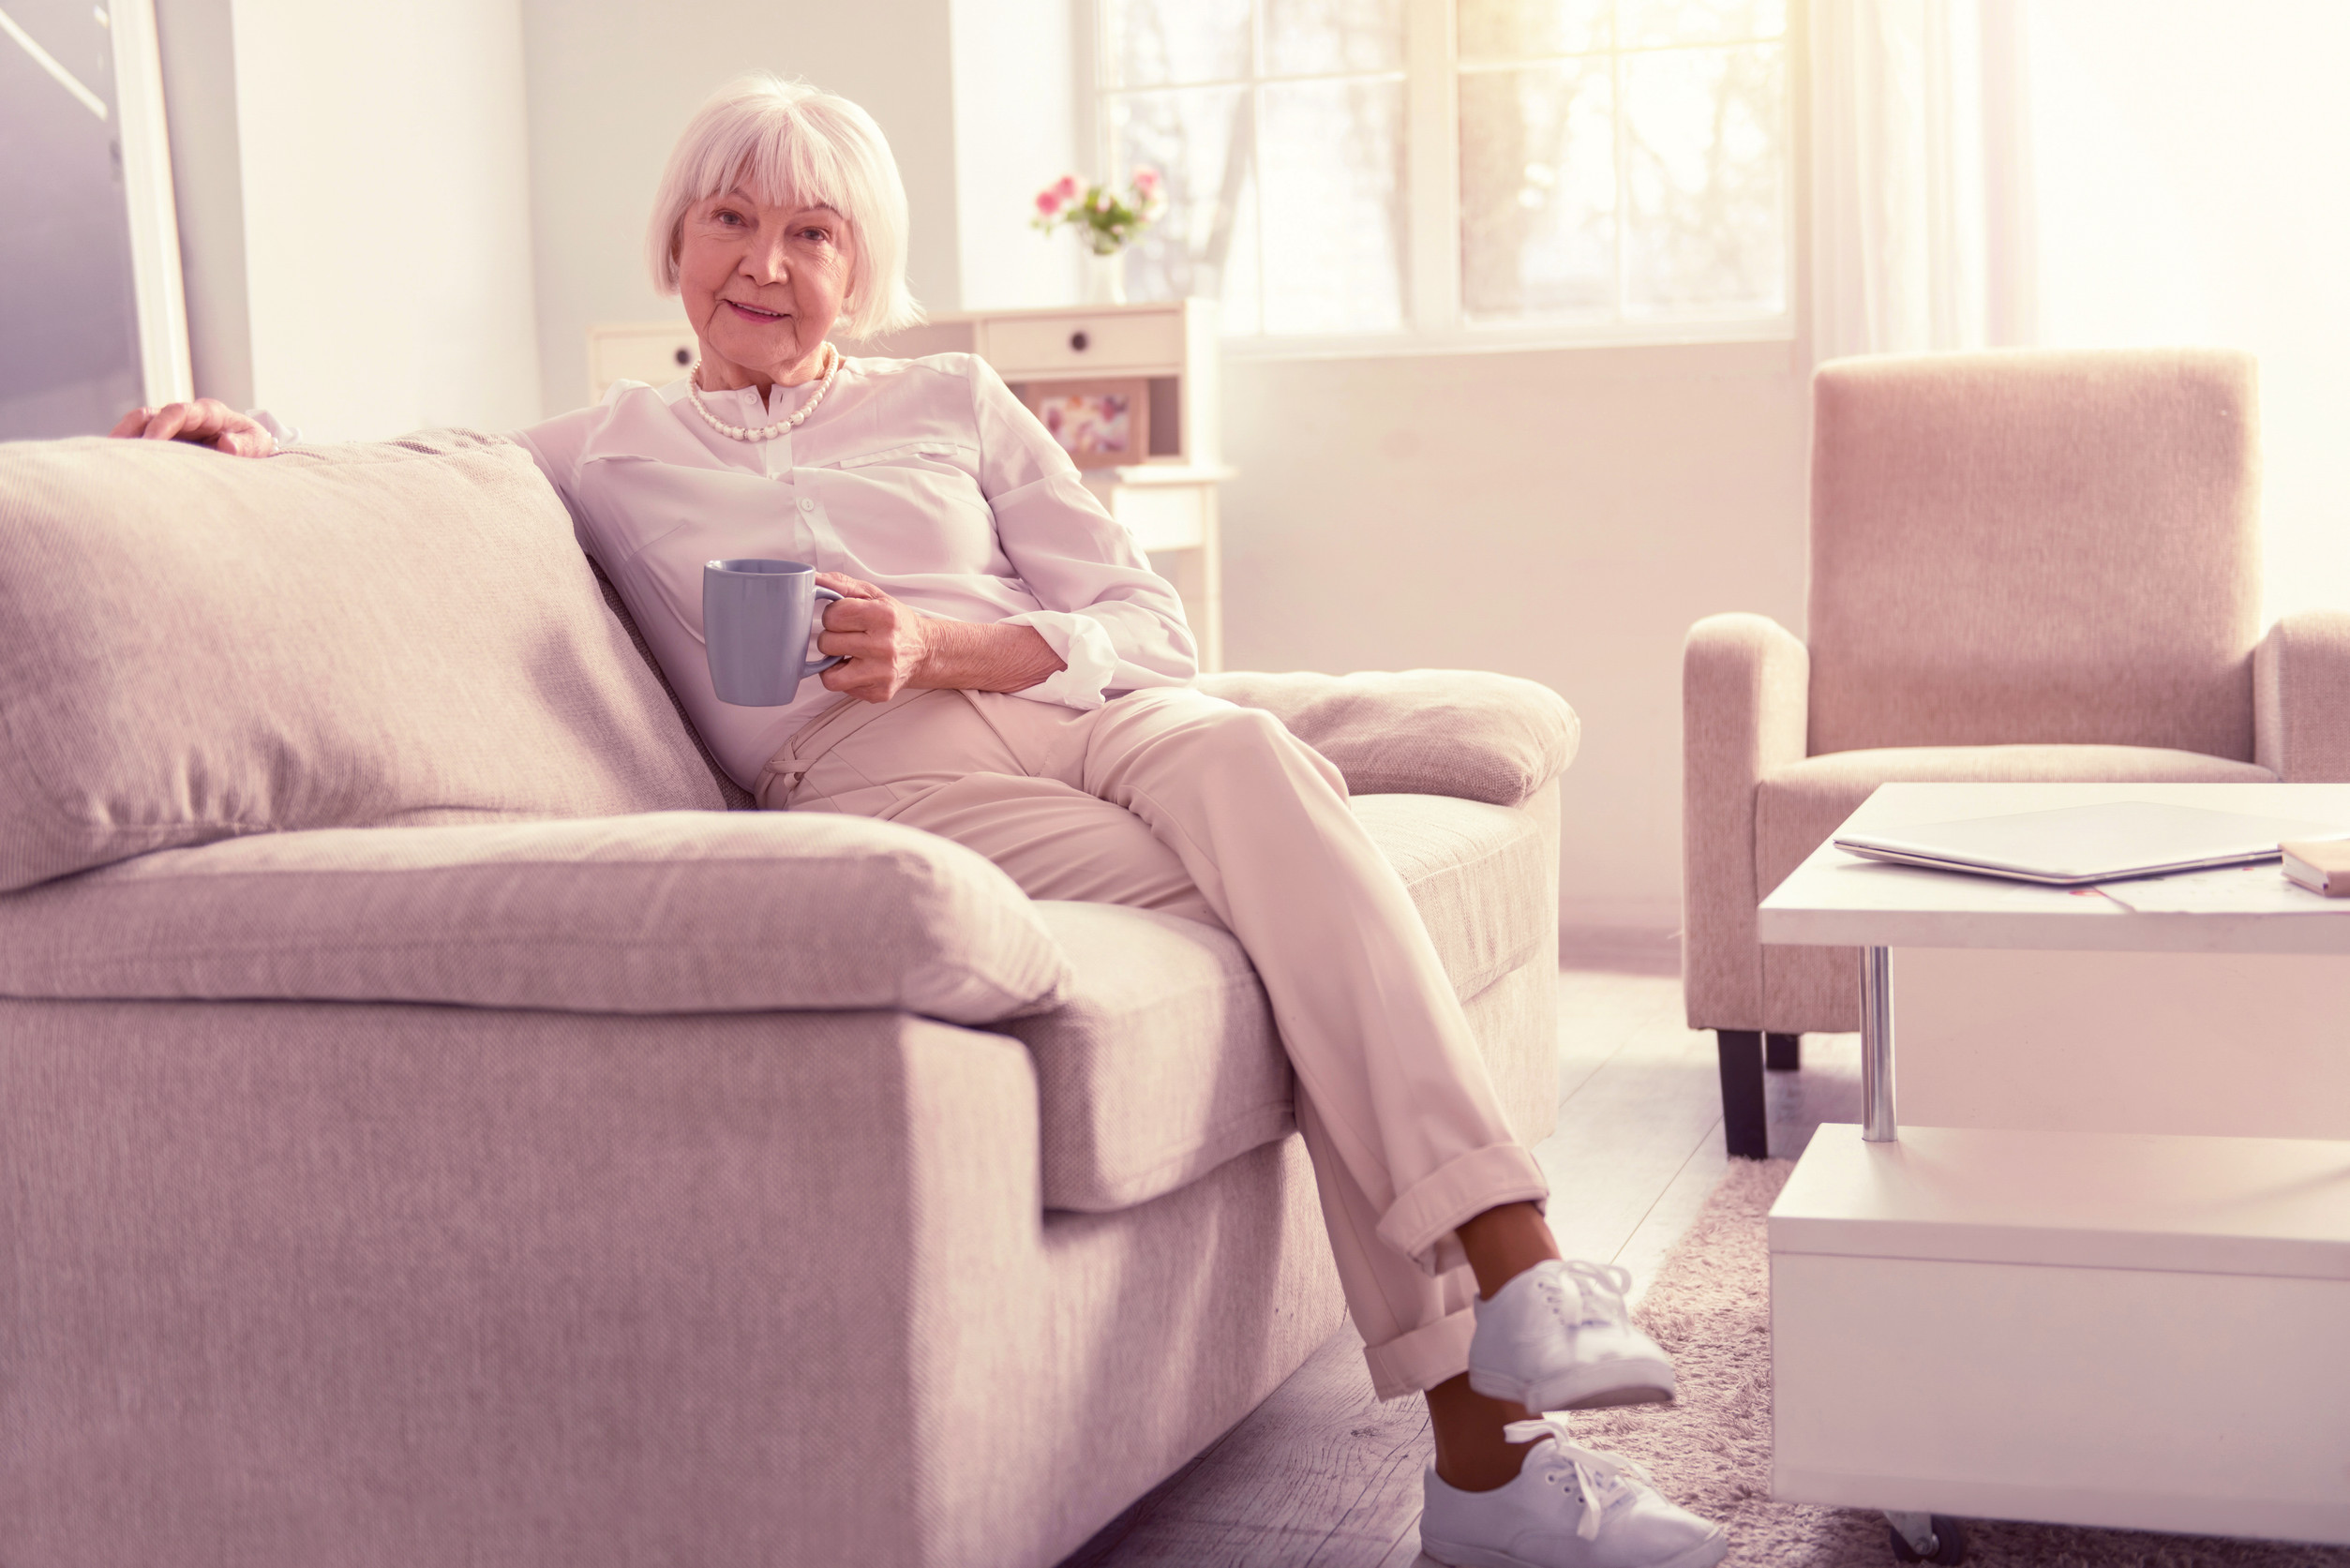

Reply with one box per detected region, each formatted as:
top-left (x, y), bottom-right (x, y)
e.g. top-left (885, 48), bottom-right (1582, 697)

top-left (815, 570), bottom-right (882, 599)
top-left (108, 398), bottom-right (273, 455)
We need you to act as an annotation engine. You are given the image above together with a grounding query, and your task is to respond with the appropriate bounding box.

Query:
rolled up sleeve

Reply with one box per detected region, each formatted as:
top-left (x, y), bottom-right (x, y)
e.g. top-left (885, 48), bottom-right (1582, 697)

top-left (973, 362), bottom-right (1197, 707)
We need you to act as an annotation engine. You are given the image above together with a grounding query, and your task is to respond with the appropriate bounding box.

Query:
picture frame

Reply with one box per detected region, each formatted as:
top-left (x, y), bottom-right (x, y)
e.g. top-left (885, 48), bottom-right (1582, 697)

top-left (1021, 377), bottom-right (1150, 470)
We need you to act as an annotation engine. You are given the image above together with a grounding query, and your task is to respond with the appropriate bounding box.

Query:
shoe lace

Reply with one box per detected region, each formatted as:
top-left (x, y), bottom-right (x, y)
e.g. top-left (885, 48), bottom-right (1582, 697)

top-left (1539, 1259), bottom-right (1635, 1329)
top-left (1503, 1415), bottom-right (1654, 1542)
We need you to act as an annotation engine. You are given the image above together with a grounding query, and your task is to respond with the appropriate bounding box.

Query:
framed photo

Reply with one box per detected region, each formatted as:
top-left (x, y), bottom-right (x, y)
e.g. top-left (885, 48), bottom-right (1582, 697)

top-left (1022, 378), bottom-right (1149, 470)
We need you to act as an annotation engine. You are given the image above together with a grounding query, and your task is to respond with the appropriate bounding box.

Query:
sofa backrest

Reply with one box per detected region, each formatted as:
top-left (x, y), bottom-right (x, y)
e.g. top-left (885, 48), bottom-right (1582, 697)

top-left (0, 429), bottom-right (727, 892)
top-left (1806, 348), bottom-right (2261, 759)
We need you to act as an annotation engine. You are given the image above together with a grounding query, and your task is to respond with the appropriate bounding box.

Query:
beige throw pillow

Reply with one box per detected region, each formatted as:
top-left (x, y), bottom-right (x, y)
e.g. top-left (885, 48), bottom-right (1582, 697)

top-left (0, 430), bottom-right (724, 892)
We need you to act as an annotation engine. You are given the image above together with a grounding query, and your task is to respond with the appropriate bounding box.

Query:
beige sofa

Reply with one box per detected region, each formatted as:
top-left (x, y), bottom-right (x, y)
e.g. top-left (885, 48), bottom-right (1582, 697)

top-left (0, 431), bottom-right (1576, 1567)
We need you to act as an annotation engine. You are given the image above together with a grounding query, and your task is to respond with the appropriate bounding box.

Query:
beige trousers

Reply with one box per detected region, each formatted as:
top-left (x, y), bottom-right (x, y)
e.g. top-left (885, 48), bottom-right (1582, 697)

top-left (756, 685), bottom-right (1548, 1398)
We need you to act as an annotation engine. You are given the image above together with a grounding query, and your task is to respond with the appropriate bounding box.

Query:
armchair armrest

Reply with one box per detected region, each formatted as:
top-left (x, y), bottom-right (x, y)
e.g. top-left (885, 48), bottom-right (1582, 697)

top-left (2255, 610), bottom-right (2350, 781)
top-left (1195, 669), bottom-right (1579, 807)
top-left (0, 813), bottom-right (1070, 1023)
top-left (1682, 613), bottom-right (1810, 1029)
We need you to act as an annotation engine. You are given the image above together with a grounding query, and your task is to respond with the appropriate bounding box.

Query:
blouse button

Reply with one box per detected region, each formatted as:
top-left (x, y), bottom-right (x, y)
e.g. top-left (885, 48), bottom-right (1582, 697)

top-left (799, 497), bottom-right (816, 513)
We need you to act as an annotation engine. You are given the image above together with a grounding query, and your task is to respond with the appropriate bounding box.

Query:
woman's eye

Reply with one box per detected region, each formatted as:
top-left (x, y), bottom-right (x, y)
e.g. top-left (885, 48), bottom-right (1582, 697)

top-left (799, 228), bottom-right (830, 243)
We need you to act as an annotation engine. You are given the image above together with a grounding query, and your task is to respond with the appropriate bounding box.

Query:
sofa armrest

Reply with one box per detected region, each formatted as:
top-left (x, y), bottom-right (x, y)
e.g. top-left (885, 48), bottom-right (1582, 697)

top-left (1195, 669), bottom-right (1579, 807)
top-left (0, 813), bottom-right (1070, 1023)
top-left (2255, 610), bottom-right (2350, 781)
top-left (1682, 613), bottom-right (1810, 1030)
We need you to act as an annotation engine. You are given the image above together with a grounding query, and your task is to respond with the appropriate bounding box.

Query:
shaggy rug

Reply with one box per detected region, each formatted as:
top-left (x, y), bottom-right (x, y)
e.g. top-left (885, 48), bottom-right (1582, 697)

top-left (1571, 1158), bottom-right (2350, 1568)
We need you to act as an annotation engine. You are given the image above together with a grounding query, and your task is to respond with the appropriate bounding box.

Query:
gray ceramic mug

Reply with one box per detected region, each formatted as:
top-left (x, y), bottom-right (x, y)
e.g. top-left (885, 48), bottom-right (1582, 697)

top-left (703, 558), bottom-right (844, 706)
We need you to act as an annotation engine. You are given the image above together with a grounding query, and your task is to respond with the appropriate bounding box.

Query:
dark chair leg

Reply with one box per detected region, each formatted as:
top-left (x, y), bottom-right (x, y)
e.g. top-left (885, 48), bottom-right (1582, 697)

top-left (1766, 1032), bottom-right (1802, 1072)
top-left (1715, 1030), bottom-right (1769, 1159)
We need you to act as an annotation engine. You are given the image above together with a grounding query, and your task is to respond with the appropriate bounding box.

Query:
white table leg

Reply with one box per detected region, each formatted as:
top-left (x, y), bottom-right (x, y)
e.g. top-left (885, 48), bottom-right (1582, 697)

top-left (1862, 945), bottom-right (1896, 1142)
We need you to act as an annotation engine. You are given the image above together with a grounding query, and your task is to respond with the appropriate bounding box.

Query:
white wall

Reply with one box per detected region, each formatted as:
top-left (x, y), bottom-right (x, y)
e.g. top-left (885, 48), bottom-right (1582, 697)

top-left (225, 0), bottom-right (542, 439)
top-left (154, 0), bottom-right (253, 411)
top-left (2024, 2), bottom-right (2350, 621)
top-left (947, 0), bottom-right (1082, 310)
top-left (518, 0), bottom-right (966, 415)
top-left (1219, 341), bottom-right (1811, 939)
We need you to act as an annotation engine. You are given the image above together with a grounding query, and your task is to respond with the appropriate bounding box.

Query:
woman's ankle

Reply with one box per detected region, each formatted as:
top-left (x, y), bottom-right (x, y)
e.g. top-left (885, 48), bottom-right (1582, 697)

top-left (1426, 1373), bottom-right (1536, 1491)
top-left (1455, 1201), bottom-right (1562, 1300)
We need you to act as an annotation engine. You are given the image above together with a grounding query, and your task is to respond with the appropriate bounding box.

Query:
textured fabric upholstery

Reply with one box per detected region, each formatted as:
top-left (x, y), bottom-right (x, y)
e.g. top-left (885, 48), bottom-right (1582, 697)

top-left (1012, 786), bottom-right (1560, 1212)
top-left (1755, 744), bottom-right (2275, 1032)
top-left (0, 998), bottom-right (1345, 1568)
top-left (1807, 349), bottom-right (2262, 758)
top-left (1684, 349), bottom-right (2276, 1034)
top-left (0, 813), bottom-right (1070, 1023)
top-left (1195, 668), bottom-right (1579, 808)
top-left (0, 431), bottom-right (722, 892)
top-left (1681, 613), bottom-right (1810, 1030)
top-left (1012, 902), bottom-right (1289, 1212)
top-left (2256, 609), bottom-right (2350, 783)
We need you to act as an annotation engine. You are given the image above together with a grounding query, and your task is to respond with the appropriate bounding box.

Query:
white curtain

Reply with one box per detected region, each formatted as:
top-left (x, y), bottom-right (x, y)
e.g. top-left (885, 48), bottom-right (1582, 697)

top-left (1810, 0), bottom-right (2034, 364)
top-left (1813, 0), bottom-right (2350, 617)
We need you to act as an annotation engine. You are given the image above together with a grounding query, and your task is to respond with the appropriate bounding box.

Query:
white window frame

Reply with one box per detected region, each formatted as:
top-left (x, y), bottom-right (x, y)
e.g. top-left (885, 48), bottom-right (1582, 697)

top-left (1089, 0), bottom-right (1800, 362)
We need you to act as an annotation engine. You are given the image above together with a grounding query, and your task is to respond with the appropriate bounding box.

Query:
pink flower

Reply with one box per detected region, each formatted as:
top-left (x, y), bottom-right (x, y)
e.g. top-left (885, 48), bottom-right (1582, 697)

top-left (1131, 166), bottom-right (1160, 194)
top-left (1035, 188), bottom-right (1062, 217)
top-left (1053, 173), bottom-right (1080, 201)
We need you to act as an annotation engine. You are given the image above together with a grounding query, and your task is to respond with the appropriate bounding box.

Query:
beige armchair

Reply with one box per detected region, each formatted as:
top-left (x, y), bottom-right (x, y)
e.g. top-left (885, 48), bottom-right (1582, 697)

top-left (1683, 348), bottom-right (2350, 1157)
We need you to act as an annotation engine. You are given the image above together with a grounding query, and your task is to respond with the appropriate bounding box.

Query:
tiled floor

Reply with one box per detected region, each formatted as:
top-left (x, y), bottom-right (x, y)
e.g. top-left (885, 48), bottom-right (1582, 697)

top-left (1060, 966), bottom-right (1864, 1567)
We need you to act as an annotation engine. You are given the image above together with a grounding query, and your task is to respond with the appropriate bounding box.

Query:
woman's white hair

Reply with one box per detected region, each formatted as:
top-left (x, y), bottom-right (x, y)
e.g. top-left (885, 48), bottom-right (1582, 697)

top-left (646, 74), bottom-right (922, 340)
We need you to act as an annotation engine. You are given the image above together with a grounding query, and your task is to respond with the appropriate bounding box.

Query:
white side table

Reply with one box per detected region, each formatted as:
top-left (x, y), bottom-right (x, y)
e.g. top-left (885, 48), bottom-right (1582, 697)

top-left (1759, 783), bottom-right (2350, 1552)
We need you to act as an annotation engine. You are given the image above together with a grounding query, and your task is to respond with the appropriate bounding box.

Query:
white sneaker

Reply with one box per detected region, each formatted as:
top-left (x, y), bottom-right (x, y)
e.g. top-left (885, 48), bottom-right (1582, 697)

top-left (1466, 1260), bottom-right (1675, 1412)
top-left (1420, 1416), bottom-right (1729, 1568)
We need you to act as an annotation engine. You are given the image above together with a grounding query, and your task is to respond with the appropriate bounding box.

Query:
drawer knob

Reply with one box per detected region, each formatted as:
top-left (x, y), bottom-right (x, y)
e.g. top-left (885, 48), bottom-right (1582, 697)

top-left (1070, 330), bottom-right (1089, 351)
top-left (674, 347), bottom-right (692, 366)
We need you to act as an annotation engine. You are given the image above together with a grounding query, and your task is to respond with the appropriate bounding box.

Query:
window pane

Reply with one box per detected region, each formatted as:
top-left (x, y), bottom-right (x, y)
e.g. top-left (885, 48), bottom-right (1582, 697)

top-left (1621, 43), bottom-right (1784, 313)
top-left (1259, 77), bottom-right (1408, 333)
top-left (1618, 0), bottom-right (1785, 47)
top-left (1113, 86), bottom-right (1263, 334)
top-left (1103, 0), bottom-right (1251, 88)
top-left (1264, 0), bottom-right (1406, 76)
top-left (1458, 0), bottom-right (1611, 63)
top-left (1459, 60), bottom-right (1615, 321)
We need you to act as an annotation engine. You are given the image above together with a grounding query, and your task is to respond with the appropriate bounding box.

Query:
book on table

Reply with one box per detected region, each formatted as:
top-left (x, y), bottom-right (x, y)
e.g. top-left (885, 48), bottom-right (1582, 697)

top-left (2280, 838), bottom-right (2350, 896)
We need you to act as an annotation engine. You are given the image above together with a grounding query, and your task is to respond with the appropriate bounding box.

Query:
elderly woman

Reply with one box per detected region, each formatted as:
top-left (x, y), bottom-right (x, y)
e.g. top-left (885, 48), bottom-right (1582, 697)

top-left (112, 74), bottom-right (1725, 1568)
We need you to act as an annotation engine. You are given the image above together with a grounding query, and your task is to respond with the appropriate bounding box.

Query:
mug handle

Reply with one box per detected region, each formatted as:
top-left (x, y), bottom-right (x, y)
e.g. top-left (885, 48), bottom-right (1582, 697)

top-left (802, 585), bottom-right (845, 677)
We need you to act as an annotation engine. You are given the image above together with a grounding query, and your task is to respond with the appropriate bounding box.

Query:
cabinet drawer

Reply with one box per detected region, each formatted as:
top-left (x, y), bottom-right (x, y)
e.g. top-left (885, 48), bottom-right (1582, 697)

top-left (984, 309), bottom-right (1185, 377)
top-left (589, 323), bottom-right (696, 397)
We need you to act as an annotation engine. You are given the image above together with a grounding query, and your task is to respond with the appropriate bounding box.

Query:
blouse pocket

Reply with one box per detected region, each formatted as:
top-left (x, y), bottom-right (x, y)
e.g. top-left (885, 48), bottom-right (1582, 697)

top-left (822, 440), bottom-right (980, 475)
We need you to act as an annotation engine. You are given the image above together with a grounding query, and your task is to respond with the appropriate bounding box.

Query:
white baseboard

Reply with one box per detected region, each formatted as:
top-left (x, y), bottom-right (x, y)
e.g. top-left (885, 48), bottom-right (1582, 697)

top-left (1557, 916), bottom-right (1683, 977)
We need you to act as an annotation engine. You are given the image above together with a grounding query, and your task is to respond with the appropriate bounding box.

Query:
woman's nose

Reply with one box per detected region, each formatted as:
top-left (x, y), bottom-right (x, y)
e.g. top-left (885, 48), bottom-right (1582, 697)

top-left (743, 241), bottom-right (791, 283)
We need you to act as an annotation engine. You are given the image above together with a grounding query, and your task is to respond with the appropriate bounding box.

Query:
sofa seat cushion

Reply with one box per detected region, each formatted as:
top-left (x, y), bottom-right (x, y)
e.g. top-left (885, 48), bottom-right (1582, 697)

top-left (1757, 744), bottom-right (2278, 899)
top-left (0, 431), bottom-right (723, 894)
top-left (0, 814), bottom-right (1070, 1023)
top-left (1010, 790), bottom-right (1555, 1212)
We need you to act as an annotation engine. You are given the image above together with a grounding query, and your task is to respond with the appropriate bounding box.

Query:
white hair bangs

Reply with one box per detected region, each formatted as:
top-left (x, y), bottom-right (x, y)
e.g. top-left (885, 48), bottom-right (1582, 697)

top-left (646, 74), bottom-right (921, 340)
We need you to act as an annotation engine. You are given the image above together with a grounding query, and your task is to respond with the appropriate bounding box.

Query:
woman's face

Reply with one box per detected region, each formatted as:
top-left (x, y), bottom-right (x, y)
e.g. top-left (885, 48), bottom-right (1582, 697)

top-left (676, 188), bottom-right (854, 390)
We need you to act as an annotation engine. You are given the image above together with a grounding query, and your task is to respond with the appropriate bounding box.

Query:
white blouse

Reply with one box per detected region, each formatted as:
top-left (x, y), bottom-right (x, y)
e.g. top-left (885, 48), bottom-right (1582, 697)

top-left (511, 353), bottom-right (1197, 789)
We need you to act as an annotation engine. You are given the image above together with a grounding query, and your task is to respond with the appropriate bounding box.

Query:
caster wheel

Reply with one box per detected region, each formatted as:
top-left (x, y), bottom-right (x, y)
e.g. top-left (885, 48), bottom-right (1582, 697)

top-left (1887, 1514), bottom-right (1968, 1564)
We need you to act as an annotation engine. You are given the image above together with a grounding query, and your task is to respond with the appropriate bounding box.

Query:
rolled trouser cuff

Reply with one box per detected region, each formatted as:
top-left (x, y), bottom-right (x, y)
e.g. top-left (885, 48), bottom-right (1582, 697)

top-left (1362, 1302), bottom-right (1478, 1400)
top-left (1375, 1142), bottom-right (1549, 1276)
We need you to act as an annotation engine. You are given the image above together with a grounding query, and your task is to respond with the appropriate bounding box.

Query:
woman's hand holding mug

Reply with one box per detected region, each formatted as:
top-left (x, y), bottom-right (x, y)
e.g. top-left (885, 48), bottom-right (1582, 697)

top-left (815, 571), bottom-right (1067, 702)
top-left (109, 400), bottom-right (276, 458)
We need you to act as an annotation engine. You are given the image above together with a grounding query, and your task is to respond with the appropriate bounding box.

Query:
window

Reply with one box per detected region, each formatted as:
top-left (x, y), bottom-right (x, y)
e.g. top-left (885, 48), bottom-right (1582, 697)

top-left (1095, 0), bottom-right (1791, 351)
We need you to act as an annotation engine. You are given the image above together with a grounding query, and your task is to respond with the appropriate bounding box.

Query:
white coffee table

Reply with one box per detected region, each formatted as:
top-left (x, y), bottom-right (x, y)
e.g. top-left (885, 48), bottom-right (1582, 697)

top-left (1759, 783), bottom-right (2350, 1556)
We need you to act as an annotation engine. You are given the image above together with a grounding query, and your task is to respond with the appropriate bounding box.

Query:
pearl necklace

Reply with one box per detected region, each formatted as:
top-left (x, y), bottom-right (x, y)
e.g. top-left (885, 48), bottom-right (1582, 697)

top-left (685, 344), bottom-right (844, 442)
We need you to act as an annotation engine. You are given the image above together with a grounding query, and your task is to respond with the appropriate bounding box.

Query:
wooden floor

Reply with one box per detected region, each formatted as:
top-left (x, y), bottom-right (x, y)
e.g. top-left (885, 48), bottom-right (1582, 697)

top-left (1059, 964), bottom-right (1863, 1568)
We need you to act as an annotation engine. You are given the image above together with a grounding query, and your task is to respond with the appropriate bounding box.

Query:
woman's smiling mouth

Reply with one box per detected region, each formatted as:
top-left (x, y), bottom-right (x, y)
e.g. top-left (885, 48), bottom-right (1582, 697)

top-left (726, 300), bottom-right (787, 321)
